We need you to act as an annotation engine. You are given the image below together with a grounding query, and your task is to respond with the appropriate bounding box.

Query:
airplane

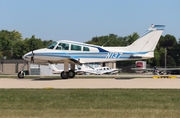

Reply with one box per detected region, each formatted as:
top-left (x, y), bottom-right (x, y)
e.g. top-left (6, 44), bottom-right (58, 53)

top-left (18, 24), bottom-right (165, 79)
top-left (93, 66), bottom-right (121, 75)
top-left (49, 64), bottom-right (121, 75)
top-left (75, 64), bottom-right (121, 75)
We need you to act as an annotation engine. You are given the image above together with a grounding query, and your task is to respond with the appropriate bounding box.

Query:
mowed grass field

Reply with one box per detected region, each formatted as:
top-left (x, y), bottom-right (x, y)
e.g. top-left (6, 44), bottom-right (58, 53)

top-left (0, 89), bottom-right (180, 118)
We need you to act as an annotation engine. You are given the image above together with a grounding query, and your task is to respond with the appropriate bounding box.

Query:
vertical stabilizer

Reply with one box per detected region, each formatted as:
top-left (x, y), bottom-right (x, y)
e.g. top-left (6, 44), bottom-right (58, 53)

top-left (126, 24), bottom-right (165, 52)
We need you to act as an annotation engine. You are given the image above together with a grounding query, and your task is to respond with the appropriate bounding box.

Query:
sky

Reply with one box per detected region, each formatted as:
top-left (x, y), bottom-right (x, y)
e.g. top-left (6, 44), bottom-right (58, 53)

top-left (1, 0), bottom-right (180, 42)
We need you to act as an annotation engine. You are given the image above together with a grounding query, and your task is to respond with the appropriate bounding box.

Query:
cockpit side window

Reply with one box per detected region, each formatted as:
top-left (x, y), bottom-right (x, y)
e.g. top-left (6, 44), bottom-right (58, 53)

top-left (83, 47), bottom-right (90, 51)
top-left (47, 42), bottom-right (57, 49)
top-left (71, 44), bottom-right (81, 51)
top-left (56, 43), bottom-right (69, 50)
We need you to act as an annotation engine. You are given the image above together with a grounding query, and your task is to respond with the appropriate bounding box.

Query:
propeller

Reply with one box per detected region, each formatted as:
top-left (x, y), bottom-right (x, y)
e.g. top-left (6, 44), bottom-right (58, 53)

top-left (31, 50), bottom-right (34, 63)
top-left (30, 41), bottom-right (34, 64)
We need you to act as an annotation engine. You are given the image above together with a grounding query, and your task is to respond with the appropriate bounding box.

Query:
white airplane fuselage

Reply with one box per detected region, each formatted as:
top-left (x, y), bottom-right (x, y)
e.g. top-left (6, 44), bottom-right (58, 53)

top-left (20, 24), bottom-right (165, 79)
top-left (23, 44), bottom-right (149, 64)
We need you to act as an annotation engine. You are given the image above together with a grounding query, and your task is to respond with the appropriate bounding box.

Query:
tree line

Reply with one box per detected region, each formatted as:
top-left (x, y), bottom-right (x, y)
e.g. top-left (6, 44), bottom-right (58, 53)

top-left (0, 30), bottom-right (53, 59)
top-left (0, 30), bottom-right (180, 67)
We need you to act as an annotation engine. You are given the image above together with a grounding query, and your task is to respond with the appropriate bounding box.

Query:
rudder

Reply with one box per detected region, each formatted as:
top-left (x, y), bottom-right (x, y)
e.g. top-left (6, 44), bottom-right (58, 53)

top-left (126, 24), bottom-right (165, 52)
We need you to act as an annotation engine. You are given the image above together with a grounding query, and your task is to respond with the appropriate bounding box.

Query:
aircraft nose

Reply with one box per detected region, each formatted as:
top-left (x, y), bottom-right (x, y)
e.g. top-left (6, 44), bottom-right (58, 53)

top-left (22, 52), bottom-right (31, 60)
top-left (22, 53), bottom-right (28, 60)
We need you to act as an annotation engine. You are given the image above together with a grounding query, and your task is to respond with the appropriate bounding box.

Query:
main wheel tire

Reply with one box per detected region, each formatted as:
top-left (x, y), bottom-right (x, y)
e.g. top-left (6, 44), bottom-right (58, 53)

top-left (68, 70), bottom-right (75, 78)
top-left (61, 71), bottom-right (69, 79)
top-left (18, 71), bottom-right (24, 79)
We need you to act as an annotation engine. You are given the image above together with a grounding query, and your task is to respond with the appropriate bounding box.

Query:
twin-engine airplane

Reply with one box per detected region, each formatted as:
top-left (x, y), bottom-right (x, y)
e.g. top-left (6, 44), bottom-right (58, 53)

top-left (18, 24), bottom-right (165, 79)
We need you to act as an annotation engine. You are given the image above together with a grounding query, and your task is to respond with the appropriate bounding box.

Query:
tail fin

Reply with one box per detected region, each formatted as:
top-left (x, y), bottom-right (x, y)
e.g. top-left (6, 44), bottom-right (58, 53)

top-left (126, 24), bottom-right (165, 52)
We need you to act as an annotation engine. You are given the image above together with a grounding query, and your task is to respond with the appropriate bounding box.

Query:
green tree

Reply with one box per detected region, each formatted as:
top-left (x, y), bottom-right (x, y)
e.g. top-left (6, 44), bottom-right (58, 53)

top-left (149, 35), bottom-right (178, 67)
top-left (86, 34), bottom-right (130, 46)
top-left (0, 30), bottom-right (22, 59)
top-left (13, 40), bottom-right (27, 59)
top-left (159, 34), bottom-right (177, 48)
top-left (42, 40), bottom-right (54, 48)
top-left (126, 32), bottom-right (139, 45)
top-left (24, 35), bottom-right (43, 52)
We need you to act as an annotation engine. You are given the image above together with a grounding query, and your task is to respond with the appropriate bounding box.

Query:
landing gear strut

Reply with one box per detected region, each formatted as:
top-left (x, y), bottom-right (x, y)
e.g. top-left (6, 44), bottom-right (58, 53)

top-left (17, 61), bottom-right (28, 79)
top-left (60, 61), bottom-right (76, 79)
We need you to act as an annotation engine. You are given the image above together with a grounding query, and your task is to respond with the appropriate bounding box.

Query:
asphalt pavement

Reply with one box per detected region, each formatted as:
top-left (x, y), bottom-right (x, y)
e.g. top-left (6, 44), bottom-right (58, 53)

top-left (0, 77), bottom-right (180, 89)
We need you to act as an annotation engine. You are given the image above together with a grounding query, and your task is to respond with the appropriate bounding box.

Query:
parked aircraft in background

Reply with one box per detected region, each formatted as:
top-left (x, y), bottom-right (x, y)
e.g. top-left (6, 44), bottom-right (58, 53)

top-left (49, 64), bottom-right (121, 75)
top-left (75, 64), bottom-right (121, 75)
top-left (49, 64), bottom-right (63, 74)
top-left (18, 24), bottom-right (165, 79)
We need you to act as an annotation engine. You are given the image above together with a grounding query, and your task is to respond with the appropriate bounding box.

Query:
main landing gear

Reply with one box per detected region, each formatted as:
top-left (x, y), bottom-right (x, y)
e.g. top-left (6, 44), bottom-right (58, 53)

top-left (60, 61), bottom-right (76, 79)
top-left (61, 70), bottom-right (75, 79)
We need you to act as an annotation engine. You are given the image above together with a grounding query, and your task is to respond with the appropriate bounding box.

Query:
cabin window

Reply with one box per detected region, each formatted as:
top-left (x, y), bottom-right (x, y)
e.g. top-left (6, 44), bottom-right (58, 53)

top-left (83, 47), bottom-right (90, 51)
top-left (56, 43), bottom-right (69, 50)
top-left (47, 42), bottom-right (57, 49)
top-left (71, 44), bottom-right (81, 51)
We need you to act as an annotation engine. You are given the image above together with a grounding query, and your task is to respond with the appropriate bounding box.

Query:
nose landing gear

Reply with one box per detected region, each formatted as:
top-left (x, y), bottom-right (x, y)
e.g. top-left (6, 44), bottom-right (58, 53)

top-left (18, 71), bottom-right (24, 78)
top-left (17, 61), bottom-right (28, 79)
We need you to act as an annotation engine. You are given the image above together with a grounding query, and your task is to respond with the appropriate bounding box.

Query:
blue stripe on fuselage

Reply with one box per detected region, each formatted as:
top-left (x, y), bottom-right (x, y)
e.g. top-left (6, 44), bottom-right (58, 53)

top-left (31, 51), bottom-right (148, 59)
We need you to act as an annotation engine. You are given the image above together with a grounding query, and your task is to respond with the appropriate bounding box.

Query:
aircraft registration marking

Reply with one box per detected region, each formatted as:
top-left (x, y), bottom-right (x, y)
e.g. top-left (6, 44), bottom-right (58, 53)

top-left (106, 52), bottom-right (122, 58)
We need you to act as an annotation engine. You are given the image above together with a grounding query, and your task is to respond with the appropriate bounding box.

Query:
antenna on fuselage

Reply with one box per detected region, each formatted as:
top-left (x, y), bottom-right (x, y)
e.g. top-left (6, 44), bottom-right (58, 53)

top-left (102, 39), bottom-right (110, 47)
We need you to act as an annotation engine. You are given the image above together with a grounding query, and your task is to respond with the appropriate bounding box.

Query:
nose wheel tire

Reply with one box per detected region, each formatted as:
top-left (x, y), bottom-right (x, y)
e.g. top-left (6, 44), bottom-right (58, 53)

top-left (68, 70), bottom-right (75, 78)
top-left (61, 71), bottom-right (69, 79)
top-left (18, 71), bottom-right (24, 79)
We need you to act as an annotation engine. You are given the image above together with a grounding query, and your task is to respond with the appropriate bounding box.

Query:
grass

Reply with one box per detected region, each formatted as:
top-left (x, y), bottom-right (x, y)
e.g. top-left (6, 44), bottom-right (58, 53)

top-left (0, 89), bottom-right (180, 118)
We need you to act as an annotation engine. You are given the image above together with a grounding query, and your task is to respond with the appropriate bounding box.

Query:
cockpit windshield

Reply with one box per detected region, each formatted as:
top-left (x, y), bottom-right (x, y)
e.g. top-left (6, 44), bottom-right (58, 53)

top-left (47, 42), bottom-right (57, 49)
top-left (56, 43), bottom-right (69, 50)
top-left (47, 41), bottom-right (90, 51)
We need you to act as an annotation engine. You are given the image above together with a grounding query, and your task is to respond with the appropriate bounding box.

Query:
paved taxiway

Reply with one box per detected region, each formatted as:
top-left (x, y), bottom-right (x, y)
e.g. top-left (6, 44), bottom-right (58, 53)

top-left (0, 77), bottom-right (180, 89)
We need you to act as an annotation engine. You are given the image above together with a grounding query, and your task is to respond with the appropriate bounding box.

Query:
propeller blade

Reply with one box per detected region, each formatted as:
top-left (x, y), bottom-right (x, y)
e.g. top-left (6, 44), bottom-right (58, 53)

top-left (31, 50), bottom-right (34, 63)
